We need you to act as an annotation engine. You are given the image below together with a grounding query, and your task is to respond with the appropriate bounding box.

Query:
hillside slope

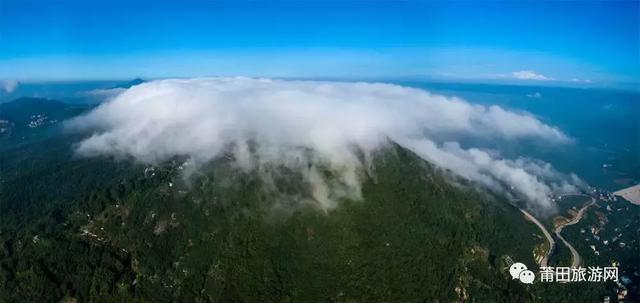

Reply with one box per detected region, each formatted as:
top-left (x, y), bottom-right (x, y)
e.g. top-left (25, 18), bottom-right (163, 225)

top-left (0, 101), bottom-right (611, 301)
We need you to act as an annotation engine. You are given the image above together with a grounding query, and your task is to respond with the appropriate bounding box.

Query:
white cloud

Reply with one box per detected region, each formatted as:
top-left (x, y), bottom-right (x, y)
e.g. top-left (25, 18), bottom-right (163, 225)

top-left (570, 78), bottom-right (592, 83)
top-left (78, 88), bottom-right (126, 102)
top-left (512, 70), bottom-right (554, 81)
top-left (2, 80), bottom-right (18, 93)
top-left (68, 77), bottom-right (578, 213)
top-left (398, 140), bottom-right (583, 211)
top-left (526, 92), bottom-right (542, 98)
top-left (82, 88), bottom-right (126, 98)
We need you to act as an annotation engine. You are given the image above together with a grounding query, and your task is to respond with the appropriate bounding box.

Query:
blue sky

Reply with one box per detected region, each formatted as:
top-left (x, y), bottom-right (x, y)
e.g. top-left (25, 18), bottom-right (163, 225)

top-left (0, 0), bottom-right (638, 87)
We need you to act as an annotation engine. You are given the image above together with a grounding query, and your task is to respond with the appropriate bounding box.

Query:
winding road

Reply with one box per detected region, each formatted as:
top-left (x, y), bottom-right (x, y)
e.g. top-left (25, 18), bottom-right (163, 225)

top-left (521, 193), bottom-right (595, 268)
top-left (554, 195), bottom-right (596, 267)
top-left (520, 208), bottom-right (555, 267)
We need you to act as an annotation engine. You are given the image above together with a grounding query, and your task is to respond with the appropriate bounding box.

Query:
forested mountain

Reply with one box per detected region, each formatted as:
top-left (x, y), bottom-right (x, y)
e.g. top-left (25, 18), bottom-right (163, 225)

top-left (0, 98), bottom-right (618, 302)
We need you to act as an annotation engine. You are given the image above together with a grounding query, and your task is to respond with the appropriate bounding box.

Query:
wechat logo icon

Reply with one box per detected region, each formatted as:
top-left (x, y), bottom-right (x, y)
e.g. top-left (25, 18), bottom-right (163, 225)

top-left (510, 262), bottom-right (535, 284)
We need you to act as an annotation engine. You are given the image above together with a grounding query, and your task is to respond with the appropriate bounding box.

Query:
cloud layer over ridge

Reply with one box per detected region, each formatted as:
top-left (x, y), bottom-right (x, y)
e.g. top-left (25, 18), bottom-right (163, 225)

top-left (69, 77), bottom-right (581, 212)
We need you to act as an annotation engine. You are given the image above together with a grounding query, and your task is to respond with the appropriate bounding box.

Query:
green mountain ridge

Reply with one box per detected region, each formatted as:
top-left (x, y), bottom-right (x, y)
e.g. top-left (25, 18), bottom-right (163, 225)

top-left (0, 99), bottom-right (614, 302)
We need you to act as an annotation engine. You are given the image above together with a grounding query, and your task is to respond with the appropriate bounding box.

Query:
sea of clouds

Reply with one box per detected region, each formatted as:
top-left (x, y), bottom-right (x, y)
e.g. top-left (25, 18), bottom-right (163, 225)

top-left (68, 77), bottom-right (584, 213)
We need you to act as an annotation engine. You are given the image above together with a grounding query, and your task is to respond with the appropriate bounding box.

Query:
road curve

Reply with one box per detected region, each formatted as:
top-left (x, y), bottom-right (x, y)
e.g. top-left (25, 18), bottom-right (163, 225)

top-left (520, 193), bottom-right (595, 268)
top-left (520, 208), bottom-right (555, 267)
top-left (554, 194), bottom-right (596, 268)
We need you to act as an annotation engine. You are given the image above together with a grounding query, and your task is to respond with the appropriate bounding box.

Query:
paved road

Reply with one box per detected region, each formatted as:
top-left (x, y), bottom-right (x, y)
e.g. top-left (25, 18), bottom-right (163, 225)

top-left (520, 193), bottom-right (595, 268)
top-left (520, 208), bottom-right (555, 267)
top-left (553, 194), bottom-right (596, 268)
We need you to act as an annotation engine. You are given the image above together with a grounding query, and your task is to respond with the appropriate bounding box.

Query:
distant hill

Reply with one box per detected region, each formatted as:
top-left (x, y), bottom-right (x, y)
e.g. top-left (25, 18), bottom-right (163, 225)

top-left (1, 97), bottom-right (78, 122)
top-left (111, 78), bottom-right (145, 89)
top-left (0, 97), bottom-right (88, 144)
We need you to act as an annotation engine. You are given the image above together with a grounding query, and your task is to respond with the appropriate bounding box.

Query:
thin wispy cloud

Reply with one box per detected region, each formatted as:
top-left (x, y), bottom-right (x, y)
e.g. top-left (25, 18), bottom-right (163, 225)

top-left (570, 78), bottom-right (592, 83)
top-left (511, 70), bottom-right (554, 81)
top-left (526, 92), bottom-right (542, 98)
top-left (1, 80), bottom-right (18, 93)
top-left (78, 88), bottom-right (127, 102)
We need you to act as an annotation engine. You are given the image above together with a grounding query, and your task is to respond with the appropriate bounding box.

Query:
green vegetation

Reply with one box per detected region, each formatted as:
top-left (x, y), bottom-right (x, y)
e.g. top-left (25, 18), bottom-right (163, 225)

top-left (0, 98), bottom-right (627, 302)
top-left (563, 200), bottom-right (640, 299)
